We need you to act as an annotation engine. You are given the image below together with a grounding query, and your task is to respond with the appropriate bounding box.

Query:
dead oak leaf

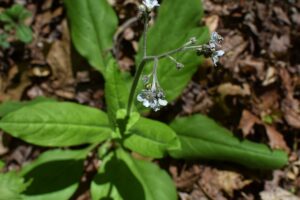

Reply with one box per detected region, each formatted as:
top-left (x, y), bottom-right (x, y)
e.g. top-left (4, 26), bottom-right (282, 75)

top-left (239, 110), bottom-right (289, 152)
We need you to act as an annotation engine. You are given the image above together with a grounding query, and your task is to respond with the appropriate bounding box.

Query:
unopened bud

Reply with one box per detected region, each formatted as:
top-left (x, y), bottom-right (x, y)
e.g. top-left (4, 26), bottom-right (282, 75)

top-left (138, 5), bottom-right (147, 15)
top-left (176, 63), bottom-right (184, 70)
top-left (190, 37), bottom-right (197, 44)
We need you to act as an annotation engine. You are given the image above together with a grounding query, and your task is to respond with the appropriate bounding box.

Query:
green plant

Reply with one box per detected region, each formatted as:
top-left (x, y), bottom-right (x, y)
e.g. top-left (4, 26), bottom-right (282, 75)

top-left (0, 0), bottom-right (288, 199)
top-left (0, 4), bottom-right (33, 48)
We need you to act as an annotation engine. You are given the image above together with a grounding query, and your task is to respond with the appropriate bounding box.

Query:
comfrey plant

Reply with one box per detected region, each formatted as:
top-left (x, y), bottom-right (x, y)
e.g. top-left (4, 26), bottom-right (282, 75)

top-left (129, 1), bottom-right (226, 112)
top-left (0, 0), bottom-right (288, 200)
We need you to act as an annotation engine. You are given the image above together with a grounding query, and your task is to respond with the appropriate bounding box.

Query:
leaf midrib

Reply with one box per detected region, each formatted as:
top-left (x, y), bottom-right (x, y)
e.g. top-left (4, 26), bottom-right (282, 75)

top-left (179, 135), bottom-right (282, 157)
top-left (179, 134), bottom-right (281, 159)
top-left (0, 121), bottom-right (111, 129)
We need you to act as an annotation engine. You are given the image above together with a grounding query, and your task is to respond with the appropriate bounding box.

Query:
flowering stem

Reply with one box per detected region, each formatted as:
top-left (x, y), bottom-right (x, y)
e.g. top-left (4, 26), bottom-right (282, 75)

top-left (126, 45), bottom-right (203, 116)
top-left (143, 14), bottom-right (148, 57)
top-left (126, 58), bottom-right (148, 116)
top-left (126, 13), bottom-right (206, 116)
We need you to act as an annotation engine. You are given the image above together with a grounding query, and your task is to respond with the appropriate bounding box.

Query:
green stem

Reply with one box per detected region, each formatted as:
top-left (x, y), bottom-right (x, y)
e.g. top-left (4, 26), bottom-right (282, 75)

top-left (126, 58), bottom-right (148, 116)
top-left (143, 14), bottom-right (148, 57)
top-left (126, 13), bottom-right (149, 116)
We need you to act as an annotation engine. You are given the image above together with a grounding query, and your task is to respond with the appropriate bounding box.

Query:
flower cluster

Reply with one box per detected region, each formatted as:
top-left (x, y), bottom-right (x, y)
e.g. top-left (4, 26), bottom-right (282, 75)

top-left (137, 88), bottom-right (167, 111)
top-left (137, 59), bottom-right (168, 111)
top-left (142, 0), bottom-right (160, 11)
top-left (197, 32), bottom-right (225, 66)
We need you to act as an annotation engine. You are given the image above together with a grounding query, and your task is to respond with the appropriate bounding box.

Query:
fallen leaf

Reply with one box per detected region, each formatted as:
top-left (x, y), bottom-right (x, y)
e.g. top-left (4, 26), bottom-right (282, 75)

top-left (217, 83), bottom-right (251, 98)
top-left (279, 68), bottom-right (300, 129)
top-left (273, 7), bottom-right (291, 25)
top-left (238, 110), bottom-right (289, 151)
top-left (260, 187), bottom-right (300, 200)
top-left (200, 167), bottom-right (252, 198)
top-left (281, 97), bottom-right (300, 129)
top-left (262, 67), bottom-right (277, 86)
top-left (204, 15), bottom-right (219, 33)
top-left (265, 125), bottom-right (289, 152)
top-left (46, 20), bottom-right (74, 87)
top-left (269, 34), bottom-right (290, 58)
top-left (239, 110), bottom-right (260, 137)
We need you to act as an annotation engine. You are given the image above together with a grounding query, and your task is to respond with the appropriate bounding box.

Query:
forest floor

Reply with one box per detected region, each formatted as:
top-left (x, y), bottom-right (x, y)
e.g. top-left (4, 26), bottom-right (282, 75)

top-left (0, 0), bottom-right (300, 199)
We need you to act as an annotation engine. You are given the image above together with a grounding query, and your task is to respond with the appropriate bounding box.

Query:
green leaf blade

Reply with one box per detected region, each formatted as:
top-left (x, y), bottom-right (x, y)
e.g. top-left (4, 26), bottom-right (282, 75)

top-left (16, 24), bottom-right (32, 43)
top-left (0, 172), bottom-right (29, 200)
top-left (105, 59), bottom-right (133, 127)
top-left (170, 114), bottom-right (288, 169)
top-left (91, 149), bottom-right (177, 200)
top-left (64, 0), bottom-right (118, 74)
top-left (123, 117), bottom-right (180, 158)
top-left (0, 102), bottom-right (112, 147)
top-left (20, 149), bottom-right (88, 200)
top-left (0, 97), bottom-right (55, 118)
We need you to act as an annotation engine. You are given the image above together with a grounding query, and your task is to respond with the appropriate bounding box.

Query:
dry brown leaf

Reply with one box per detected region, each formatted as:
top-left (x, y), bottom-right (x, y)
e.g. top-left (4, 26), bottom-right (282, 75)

top-left (260, 187), bottom-right (300, 200)
top-left (200, 168), bottom-right (252, 198)
top-left (239, 110), bottom-right (260, 137)
top-left (269, 34), bottom-right (290, 58)
top-left (262, 67), bottom-right (277, 86)
top-left (204, 15), bottom-right (219, 33)
top-left (281, 97), bottom-right (300, 129)
top-left (265, 125), bottom-right (290, 152)
top-left (223, 33), bottom-right (248, 70)
top-left (238, 110), bottom-right (289, 151)
top-left (217, 83), bottom-right (250, 97)
top-left (279, 68), bottom-right (300, 129)
top-left (216, 170), bottom-right (252, 197)
top-left (273, 7), bottom-right (291, 25)
top-left (46, 20), bottom-right (74, 87)
top-left (0, 65), bottom-right (31, 102)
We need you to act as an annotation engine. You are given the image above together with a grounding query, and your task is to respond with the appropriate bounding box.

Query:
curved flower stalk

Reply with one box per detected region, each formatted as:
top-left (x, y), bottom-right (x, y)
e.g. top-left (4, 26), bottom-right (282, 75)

top-left (126, 4), bottom-right (225, 115)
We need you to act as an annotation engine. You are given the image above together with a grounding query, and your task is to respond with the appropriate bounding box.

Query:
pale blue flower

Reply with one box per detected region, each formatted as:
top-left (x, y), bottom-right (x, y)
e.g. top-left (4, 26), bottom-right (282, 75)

top-left (212, 50), bottom-right (225, 66)
top-left (143, 0), bottom-right (160, 10)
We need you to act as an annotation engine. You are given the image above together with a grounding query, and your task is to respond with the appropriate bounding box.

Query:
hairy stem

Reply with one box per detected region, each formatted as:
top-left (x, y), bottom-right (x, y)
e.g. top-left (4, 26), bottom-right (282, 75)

top-left (143, 14), bottom-right (148, 57)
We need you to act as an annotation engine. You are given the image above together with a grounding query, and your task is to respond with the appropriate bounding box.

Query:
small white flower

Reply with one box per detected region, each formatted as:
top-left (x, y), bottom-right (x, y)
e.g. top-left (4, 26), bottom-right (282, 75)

top-left (137, 89), bottom-right (167, 111)
top-left (143, 0), bottom-right (160, 10)
top-left (211, 50), bottom-right (224, 66)
top-left (210, 32), bottom-right (223, 44)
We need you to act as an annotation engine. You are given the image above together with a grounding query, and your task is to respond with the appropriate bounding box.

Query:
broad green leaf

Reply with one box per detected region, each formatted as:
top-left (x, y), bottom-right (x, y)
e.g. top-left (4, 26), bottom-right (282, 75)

top-left (20, 149), bottom-right (88, 200)
top-left (170, 115), bottom-right (288, 169)
top-left (64, 0), bottom-right (118, 74)
top-left (0, 172), bottom-right (30, 200)
top-left (0, 160), bottom-right (4, 170)
top-left (123, 117), bottom-right (180, 158)
top-left (91, 149), bottom-right (177, 200)
top-left (104, 59), bottom-right (133, 127)
top-left (0, 97), bottom-right (55, 118)
top-left (0, 4), bottom-right (31, 23)
top-left (113, 109), bottom-right (140, 138)
top-left (136, 0), bottom-right (209, 102)
top-left (16, 24), bottom-right (32, 43)
top-left (0, 102), bottom-right (112, 147)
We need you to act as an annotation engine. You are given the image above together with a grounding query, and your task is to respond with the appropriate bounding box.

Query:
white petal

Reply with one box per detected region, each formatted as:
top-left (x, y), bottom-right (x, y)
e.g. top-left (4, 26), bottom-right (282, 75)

top-left (143, 100), bottom-right (150, 107)
top-left (143, 0), bottom-right (159, 10)
top-left (154, 107), bottom-right (160, 112)
top-left (212, 56), bottom-right (219, 66)
top-left (211, 32), bottom-right (218, 41)
top-left (216, 50), bottom-right (225, 56)
top-left (137, 94), bottom-right (144, 102)
top-left (158, 99), bottom-right (168, 106)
